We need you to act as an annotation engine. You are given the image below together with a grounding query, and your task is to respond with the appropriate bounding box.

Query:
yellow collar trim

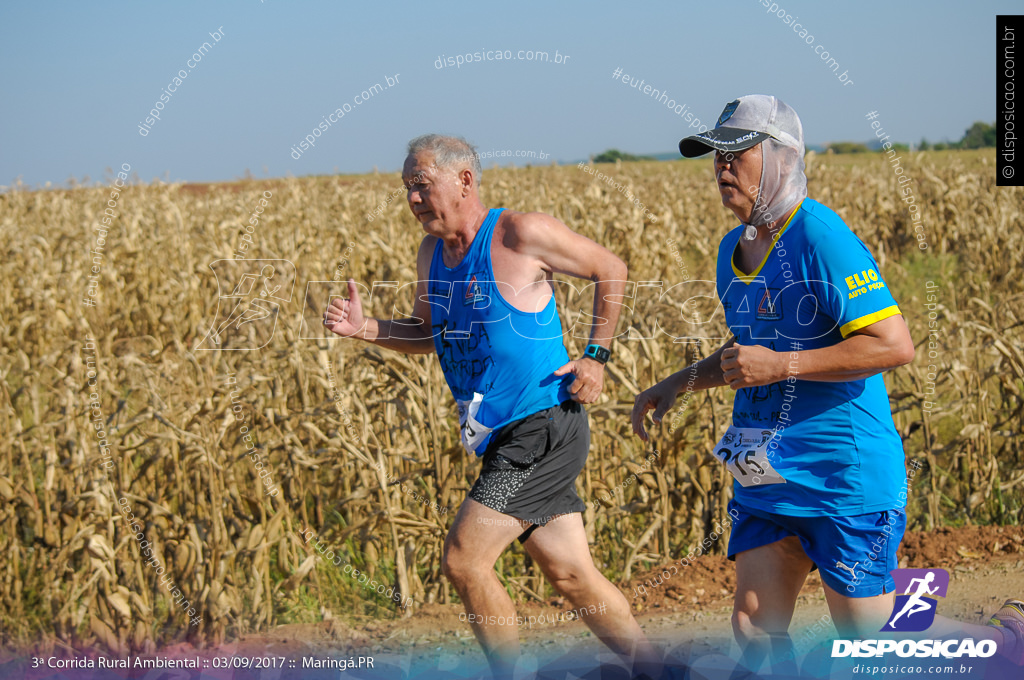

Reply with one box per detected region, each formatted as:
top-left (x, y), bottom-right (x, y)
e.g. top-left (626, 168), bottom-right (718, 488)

top-left (730, 200), bottom-right (804, 283)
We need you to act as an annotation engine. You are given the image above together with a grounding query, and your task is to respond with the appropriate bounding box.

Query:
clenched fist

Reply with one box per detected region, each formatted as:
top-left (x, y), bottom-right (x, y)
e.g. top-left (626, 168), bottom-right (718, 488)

top-left (720, 343), bottom-right (785, 389)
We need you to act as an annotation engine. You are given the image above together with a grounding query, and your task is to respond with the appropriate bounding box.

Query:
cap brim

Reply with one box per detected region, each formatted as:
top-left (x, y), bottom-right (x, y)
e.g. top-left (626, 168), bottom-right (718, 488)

top-left (678, 127), bottom-right (770, 157)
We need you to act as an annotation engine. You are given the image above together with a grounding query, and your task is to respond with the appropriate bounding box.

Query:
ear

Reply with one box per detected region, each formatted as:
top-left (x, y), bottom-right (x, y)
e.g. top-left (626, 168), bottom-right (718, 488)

top-left (460, 167), bottom-right (474, 194)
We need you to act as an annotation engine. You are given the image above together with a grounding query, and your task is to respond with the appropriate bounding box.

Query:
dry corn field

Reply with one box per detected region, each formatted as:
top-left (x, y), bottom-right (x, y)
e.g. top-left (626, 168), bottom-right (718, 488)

top-left (1, 150), bottom-right (1021, 655)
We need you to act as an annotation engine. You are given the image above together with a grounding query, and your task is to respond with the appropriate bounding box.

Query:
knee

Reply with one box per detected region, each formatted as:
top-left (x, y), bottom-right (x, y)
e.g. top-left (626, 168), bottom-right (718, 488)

top-left (441, 545), bottom-right (465, 586)
top-left (547, 566), bottom-right (590, 599)
top-left (442, 543), bottom-right (484, 589)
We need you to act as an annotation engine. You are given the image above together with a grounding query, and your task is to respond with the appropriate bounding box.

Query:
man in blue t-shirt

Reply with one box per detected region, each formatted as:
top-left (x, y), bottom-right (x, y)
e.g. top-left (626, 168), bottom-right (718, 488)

top-left (709, 195), bottom-right (907, 518)
top-left (631, 95), bottom-right (1024, 670)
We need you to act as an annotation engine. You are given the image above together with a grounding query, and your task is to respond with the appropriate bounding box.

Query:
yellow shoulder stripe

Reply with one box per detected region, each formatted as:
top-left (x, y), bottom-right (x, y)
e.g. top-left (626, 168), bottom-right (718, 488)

top-left (840, 305), bottom-right (902, 338)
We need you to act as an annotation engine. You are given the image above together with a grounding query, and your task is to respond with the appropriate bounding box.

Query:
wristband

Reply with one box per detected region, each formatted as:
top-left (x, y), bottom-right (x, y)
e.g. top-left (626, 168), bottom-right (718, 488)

top-left (583, 344), bottom-right (611, 364)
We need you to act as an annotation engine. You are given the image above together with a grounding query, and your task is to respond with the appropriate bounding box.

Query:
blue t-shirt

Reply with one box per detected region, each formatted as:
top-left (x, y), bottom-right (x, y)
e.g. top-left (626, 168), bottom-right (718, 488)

top-left (427, 208), bottom-right (572, 455)
top-left (715, 198), bottom-right (906, 516)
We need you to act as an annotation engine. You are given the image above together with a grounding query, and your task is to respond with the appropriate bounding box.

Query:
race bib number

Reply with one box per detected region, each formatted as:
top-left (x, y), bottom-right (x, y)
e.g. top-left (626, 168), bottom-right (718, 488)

top-left (457, 392), bottom-right (493, 455)
top-left (712, 425), bottom-right (787, 487)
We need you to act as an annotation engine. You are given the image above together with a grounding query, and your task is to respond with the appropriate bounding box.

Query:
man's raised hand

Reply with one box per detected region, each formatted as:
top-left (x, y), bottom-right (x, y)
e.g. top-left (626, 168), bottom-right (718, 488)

top-left (324, 279), bottom-right (367, 338)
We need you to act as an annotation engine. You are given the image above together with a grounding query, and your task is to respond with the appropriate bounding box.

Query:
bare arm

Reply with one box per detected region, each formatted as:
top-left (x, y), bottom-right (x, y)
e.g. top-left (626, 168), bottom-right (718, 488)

top-left (506, 212), bottom-right (627, 403)
top-left (508, 211), bottom-right (627, 346)
top-left (633, 314), bottom-right (914, 440)
top-left (631, 337), bottom-right (736, 441)
top-left (324, 237), bottom-right (437, 355)
top-left (720, 314), bottom-right (915, 388)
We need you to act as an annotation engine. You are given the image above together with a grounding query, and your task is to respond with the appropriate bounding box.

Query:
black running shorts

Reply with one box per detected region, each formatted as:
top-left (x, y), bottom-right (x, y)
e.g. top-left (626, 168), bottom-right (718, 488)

top-left (468, 400), bottom-right (588, 541)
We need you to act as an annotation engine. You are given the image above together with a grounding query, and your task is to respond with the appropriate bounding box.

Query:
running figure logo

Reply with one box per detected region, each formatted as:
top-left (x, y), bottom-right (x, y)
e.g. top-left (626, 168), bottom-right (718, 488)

top-left (881, 568), bottom-right (950, 632)
top-left (196, 259), bottom-right (295, 350)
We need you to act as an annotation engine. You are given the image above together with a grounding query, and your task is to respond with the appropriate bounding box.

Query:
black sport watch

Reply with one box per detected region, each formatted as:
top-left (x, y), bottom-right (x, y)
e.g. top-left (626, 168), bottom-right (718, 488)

top-left (583, 344), bottom-right (611, 364)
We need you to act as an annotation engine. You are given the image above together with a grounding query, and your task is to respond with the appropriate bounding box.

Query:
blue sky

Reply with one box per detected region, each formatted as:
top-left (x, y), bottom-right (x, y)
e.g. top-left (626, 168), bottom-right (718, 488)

top-left (0, 0), bottom-right (1014, 187)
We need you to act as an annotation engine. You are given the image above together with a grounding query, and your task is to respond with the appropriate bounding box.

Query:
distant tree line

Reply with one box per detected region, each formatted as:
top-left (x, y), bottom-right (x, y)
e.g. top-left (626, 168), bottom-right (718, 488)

top-left (919, 121), bottom-right (997, 150)
top-left (826, 121), bottom-right (997, 153)
top-left (591, 121), bottom-right (998, 160)
top-left (591, 149), bottom-right (656, 163)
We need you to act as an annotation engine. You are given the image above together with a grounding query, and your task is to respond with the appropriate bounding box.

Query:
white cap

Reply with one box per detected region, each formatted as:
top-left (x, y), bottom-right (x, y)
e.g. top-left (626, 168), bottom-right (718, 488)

top-left (679, 95), bottom-right (804, 157)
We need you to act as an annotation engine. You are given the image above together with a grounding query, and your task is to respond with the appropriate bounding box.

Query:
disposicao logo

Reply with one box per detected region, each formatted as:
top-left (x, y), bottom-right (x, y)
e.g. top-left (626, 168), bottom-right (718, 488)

top-left (831, 567), bottom-right (997, 660)
top-left (882, 568), bottom-right (949, 632)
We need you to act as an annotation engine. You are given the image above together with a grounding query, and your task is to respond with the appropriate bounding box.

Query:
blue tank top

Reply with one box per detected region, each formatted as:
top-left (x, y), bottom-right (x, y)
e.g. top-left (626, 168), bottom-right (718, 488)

top-left (427, 208), bottom-right (572, 456)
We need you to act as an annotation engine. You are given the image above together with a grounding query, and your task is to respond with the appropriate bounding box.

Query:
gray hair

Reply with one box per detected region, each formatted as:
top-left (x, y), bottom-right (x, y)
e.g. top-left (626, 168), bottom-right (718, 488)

top-left (406, 134), bottom-right (482, 187)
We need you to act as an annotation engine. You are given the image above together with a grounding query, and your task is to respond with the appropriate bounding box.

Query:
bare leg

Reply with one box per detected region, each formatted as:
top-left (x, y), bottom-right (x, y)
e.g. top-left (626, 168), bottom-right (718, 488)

top-left (732, 537), bottom-right (813, 673)
top-left (442, 499), bottom-right (531, 679)
top-left (822, 582), bottom-right (894, 638)
top-left (522, 513), bottom-right (662, 678)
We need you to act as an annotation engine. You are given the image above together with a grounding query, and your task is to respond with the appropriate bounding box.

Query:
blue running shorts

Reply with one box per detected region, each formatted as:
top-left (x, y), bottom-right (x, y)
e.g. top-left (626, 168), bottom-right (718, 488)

top-left (727, 497), bottom-right (906, 597)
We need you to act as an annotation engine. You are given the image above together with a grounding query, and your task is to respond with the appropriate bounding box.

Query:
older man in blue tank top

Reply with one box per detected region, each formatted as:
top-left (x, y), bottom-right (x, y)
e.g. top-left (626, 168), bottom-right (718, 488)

top-left (325, 134), bottom-right (660, 679)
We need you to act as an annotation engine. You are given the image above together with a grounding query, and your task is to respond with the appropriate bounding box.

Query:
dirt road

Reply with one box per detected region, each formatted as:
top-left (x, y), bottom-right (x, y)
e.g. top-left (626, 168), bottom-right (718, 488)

top-left (8, 525), bottom-right (1022, 679)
